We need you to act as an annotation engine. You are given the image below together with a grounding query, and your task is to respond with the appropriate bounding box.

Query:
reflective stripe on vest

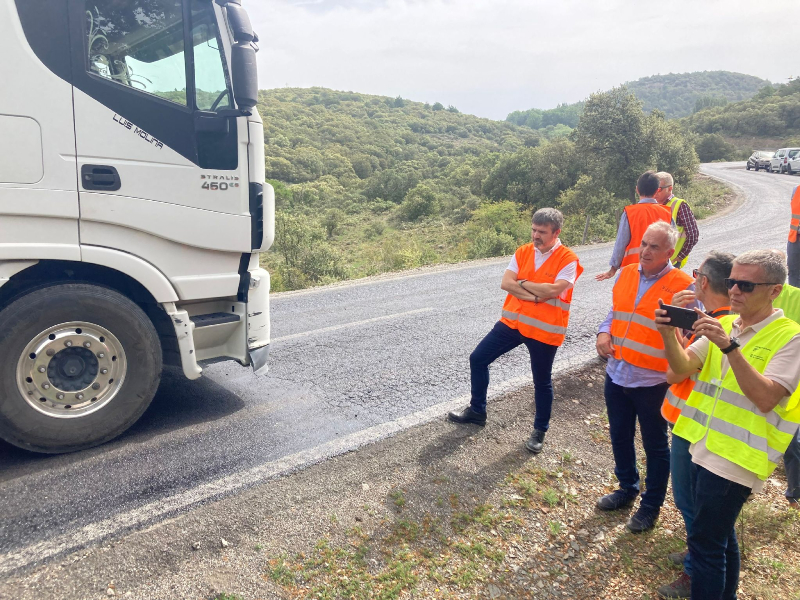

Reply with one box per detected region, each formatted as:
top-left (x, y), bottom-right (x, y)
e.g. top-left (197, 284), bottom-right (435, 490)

top-left (500, 243), bottom-right (584, 346)
top-left (667, 197), bottom-right (689, 269)
top-left (501, 310), bottom-right (568, 336)
top-left (673, 315), bottom-right (800, 479)
top-left (610, 265), bottom-right (693, 371)
top-left (789, 187), bottom-right (800, 243)
top-left (662, 307), bottom-right (733, 424)
top-left (620, 203), bottom-right (672, 267)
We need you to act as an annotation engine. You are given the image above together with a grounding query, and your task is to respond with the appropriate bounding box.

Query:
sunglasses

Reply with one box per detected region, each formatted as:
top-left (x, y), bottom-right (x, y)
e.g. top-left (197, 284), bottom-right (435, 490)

top-left (724, 278), bottom-right (780, 293)
top-left (692, 269), bottom-right (706, 280)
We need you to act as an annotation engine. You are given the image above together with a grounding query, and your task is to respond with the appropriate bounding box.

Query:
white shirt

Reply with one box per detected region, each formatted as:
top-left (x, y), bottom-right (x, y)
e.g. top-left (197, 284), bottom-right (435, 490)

top-left (687, 309), bottom-right (800, 492)
top-left (506, 239), bottom-right (578, 300)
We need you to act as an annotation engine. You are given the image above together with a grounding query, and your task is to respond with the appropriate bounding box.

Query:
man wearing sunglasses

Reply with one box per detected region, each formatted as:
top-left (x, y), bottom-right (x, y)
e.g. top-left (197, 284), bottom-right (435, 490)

top-left (655, 172), bottom-right (699, 270)
top-left (656, 249), bottom-right (800, 600)
top-left (656, 251), bottom-right (734, 600)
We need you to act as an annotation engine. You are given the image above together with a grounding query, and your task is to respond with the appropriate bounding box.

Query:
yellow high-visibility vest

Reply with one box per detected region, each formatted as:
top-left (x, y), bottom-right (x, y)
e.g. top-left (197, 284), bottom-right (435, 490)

top-left (673, 314), bottom-right (800, 479)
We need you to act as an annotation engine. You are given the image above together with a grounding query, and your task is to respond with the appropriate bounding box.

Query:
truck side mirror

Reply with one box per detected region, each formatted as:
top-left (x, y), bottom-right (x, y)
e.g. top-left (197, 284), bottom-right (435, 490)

top-left (231, 43), bottom-right (257, 109)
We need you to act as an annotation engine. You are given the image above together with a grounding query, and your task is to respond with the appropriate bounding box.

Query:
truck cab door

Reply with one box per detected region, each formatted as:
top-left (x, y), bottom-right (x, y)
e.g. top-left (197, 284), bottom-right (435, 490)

top-left (68, 0), bottom-right (252, 299)
top-left (1, 0), bottom-right (79, 262)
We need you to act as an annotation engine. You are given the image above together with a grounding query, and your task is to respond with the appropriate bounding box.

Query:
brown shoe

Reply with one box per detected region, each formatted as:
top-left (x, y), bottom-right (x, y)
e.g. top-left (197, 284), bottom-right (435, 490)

top-left (657, 572), bottom-right (691, 599)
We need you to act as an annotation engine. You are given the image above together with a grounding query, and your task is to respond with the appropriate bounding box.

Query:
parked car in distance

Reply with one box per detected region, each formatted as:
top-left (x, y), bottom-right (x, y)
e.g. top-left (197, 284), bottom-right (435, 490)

top-left (747, 150), bottom-right (774, 171)
top-left (788, 151), bottom-right (800, 175)
top-left (770, 148), bottom-right (800, 173)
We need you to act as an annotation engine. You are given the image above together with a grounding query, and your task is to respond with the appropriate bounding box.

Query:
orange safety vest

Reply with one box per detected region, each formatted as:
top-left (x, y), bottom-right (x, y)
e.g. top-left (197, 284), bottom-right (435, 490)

top-left (620, 203), bottom-right (672, 267)
top-left (661, 306), bottom-right (733, 424)
top-left (500, 243), bottom-right (583, 347)
top-left (789, 186), bottom-right (800, 243)
top-left (610, 264), bottom-right (693, 372)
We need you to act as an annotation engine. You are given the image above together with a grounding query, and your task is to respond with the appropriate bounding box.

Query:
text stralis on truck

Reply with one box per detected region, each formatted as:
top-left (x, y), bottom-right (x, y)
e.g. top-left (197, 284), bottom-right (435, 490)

top-left (0, 0), bottom-right (274, 453)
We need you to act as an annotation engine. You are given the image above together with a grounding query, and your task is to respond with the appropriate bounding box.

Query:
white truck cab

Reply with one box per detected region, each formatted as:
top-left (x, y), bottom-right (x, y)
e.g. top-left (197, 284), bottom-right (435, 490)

top-left (0, 0), bottom-right (273, 453)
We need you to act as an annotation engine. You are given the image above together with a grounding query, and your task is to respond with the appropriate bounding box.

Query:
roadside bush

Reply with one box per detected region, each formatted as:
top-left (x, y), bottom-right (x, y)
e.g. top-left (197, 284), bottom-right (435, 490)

top-left (397, 184), bottom-right (440, 221)
top-left (695, 133), bottom-right (737, 163)
top-left (465, 201), bottom-right (530, 243)
top-left (467, 229), bottom-right (518, 259)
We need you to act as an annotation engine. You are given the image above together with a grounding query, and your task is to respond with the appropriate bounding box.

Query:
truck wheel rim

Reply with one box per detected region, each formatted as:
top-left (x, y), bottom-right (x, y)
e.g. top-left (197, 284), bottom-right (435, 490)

top-left (16, 321), bottom-right (128, 419)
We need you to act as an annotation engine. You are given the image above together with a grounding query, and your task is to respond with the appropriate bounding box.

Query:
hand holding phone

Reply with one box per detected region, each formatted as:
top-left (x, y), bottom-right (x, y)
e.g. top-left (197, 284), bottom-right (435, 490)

top-left (661, 304), bottom-right (700, 329)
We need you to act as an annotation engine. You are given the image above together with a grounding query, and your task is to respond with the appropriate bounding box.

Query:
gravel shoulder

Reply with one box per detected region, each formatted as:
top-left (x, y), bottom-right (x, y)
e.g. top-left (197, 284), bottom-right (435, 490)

top-left (3, 360), bottom-right (796, 600)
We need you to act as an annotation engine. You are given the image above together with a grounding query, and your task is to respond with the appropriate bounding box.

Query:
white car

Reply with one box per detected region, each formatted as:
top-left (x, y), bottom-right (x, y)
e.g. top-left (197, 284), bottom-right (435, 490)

top-left (787, 151), bottom-right (800, 175)
top-left (770, 147), bottom-right (800, 173)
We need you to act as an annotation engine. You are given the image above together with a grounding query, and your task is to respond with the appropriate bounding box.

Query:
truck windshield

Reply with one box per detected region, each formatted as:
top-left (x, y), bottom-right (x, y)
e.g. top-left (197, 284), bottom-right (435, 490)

top-left (85, 0), bottom-right (232, 111)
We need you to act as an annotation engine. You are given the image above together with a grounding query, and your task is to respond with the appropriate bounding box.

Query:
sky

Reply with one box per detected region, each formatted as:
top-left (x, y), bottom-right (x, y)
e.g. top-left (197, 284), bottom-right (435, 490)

top-left (246, 0), bottom-right (800, 121)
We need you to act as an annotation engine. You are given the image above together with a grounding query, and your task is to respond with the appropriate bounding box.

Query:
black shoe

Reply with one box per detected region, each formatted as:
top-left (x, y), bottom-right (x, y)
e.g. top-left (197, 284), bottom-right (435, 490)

top-left (627, 506), bottom-right (660, 533)
top-left (524, 429), bottom-right (546, 454)
top-left (596, 489), bottom-right (637, 511)
top-left (667, 549), bottom-right (688, 567)
top-left (447, 406), bottom-right (487, 426)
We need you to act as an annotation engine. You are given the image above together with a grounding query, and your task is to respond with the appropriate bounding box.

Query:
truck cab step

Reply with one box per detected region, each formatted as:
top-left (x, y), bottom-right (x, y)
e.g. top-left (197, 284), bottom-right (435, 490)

top-left (190, 312), bottom-right (241, 328)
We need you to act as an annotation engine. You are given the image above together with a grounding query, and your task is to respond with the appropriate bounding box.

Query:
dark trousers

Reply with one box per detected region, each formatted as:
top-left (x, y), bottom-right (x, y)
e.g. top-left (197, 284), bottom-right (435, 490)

top-left (689, 464), bottom-right (750, 600)
top-left (789, 239), bottom-right (800, 287)
top-left (604, 375), bottom-right (671, 510)
top-left (470, 321), bottom-right (559, 431)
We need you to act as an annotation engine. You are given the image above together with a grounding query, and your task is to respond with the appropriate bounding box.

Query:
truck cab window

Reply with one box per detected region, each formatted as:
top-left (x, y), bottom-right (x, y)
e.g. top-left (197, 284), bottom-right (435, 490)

top-left (85, 0), bottom-right (188, 106)
top-left (191, 0), bottom-right (232, 111)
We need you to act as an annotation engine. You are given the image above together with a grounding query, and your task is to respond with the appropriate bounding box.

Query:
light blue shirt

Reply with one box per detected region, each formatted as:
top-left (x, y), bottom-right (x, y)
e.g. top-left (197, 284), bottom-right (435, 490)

top-left (599, 263), bottom-right (698, 388)
top-left (609, 198), bottom-right (674, 269)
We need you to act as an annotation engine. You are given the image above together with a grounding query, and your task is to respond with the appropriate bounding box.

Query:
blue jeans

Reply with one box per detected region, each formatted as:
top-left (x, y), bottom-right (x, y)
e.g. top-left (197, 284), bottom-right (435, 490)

top-left (784, 428), bottom-right (800, 500)
top-left (470, 321), bottom-right (559, 431)
top-left (604, 375), bottom-right (671, 510)
top-left (670, 432), bottom-right (694, 576)
top-left (788, 239), bottom-right (800, 287)
top-left (689, 464), bottom-right (750, 600)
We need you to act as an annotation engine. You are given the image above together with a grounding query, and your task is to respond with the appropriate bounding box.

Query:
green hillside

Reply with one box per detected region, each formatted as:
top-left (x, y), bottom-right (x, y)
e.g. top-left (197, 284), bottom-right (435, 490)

top-left (626, 71), bottom-right (768, 118)
top-left (507, 71), bottom-right (769, 130)
top-left (258, 87), bottom-right (705, 291)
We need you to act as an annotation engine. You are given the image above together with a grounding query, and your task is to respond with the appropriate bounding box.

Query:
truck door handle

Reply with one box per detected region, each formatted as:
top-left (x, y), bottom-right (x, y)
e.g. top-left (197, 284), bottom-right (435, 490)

top-left (81, 165), bottom-right (121, 191)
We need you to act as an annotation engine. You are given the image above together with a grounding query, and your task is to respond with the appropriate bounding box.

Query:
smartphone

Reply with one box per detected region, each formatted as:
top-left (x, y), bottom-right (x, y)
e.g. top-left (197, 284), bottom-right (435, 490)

top-left (662, 305), bottom-right (699, 329)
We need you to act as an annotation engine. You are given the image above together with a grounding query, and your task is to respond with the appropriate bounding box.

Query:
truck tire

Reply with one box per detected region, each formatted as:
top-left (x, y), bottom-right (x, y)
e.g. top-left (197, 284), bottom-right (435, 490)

top-left (0, 283), bottom-right (162, 453)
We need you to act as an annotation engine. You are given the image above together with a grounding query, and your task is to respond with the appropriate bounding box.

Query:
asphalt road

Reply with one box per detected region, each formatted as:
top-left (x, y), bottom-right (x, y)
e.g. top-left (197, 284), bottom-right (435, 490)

top-left (0, 161), bottom-right (795, 575)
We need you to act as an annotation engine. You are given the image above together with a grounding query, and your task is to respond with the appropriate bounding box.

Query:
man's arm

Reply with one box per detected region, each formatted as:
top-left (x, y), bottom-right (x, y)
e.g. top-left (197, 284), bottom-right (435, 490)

top-left (596, 213), bottom-right (629, 281)
top-left (674, 202), bottom-right (699, 263)
top-left (691, 314), bottom-right (790, 413)
top-left (501, 269), bottom-right (539, 302)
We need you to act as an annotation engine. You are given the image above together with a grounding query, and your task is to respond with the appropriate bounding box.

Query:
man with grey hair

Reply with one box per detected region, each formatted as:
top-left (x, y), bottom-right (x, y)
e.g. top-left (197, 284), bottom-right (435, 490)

top-left (655, 172), bottom-right (699, 269)
top-left (449, 208), bottom-right (583, 455)
top-left (596, 221), bottom-right (695, 533)
top-left (656, 248), bottom-right (800, 600)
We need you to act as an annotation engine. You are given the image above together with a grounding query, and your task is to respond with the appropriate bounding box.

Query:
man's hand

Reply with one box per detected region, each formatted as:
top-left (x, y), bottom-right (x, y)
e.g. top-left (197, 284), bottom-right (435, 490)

top-left (670, 290), bottom-right (696, 309)
top-left (595, 266), bottom-right (618, 282)
top-left (691, 310), bottom-right (731, 349)
top-left (654, 299), bottom-right (677, 335)
top-left (596, 332), bottom-right (615, 359)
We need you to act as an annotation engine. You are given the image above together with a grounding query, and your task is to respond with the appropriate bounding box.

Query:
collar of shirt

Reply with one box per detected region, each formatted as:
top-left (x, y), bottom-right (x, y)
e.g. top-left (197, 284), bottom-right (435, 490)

top-left (535, 238), bottom-right (562, 261)
top-left (668, 194), bottom-right (675, 201)
top-left (638, 198), bottom-right (658, 204)
top-left (637, 261), bottom-right (673, 281)
top-left (732, 308), bottom-right (784, 336)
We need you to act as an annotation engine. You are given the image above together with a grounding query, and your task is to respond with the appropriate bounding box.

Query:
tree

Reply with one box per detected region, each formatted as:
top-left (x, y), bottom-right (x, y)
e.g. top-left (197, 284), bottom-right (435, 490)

top-left (573, 86), bottom-right (653, 203)
top-left (432, 102), bottom-right (444, 111)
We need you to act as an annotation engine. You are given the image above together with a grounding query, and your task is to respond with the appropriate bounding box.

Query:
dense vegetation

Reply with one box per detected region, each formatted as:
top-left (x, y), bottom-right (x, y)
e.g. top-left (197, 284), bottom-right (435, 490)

top-left (258, 87), bottom-right (701, 291)
top-left (506, 71), bottom-right (768, 131)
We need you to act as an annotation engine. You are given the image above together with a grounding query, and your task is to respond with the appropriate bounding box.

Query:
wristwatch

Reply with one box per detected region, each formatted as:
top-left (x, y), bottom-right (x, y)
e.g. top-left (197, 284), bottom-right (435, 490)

top-left (720, 337), bottom-right (740, 354)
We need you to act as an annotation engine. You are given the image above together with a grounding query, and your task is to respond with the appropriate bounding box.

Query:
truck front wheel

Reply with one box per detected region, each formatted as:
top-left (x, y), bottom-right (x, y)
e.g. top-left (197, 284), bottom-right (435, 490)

top-left (0, 283), bottom-right (162, 453)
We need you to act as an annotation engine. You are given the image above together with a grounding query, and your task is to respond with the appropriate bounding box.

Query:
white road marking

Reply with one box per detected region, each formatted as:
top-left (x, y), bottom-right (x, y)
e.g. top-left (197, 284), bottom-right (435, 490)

top-left (0, 350), bottom-right (600, 576)
top-left (271, 307), bottom-right (435, 343)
